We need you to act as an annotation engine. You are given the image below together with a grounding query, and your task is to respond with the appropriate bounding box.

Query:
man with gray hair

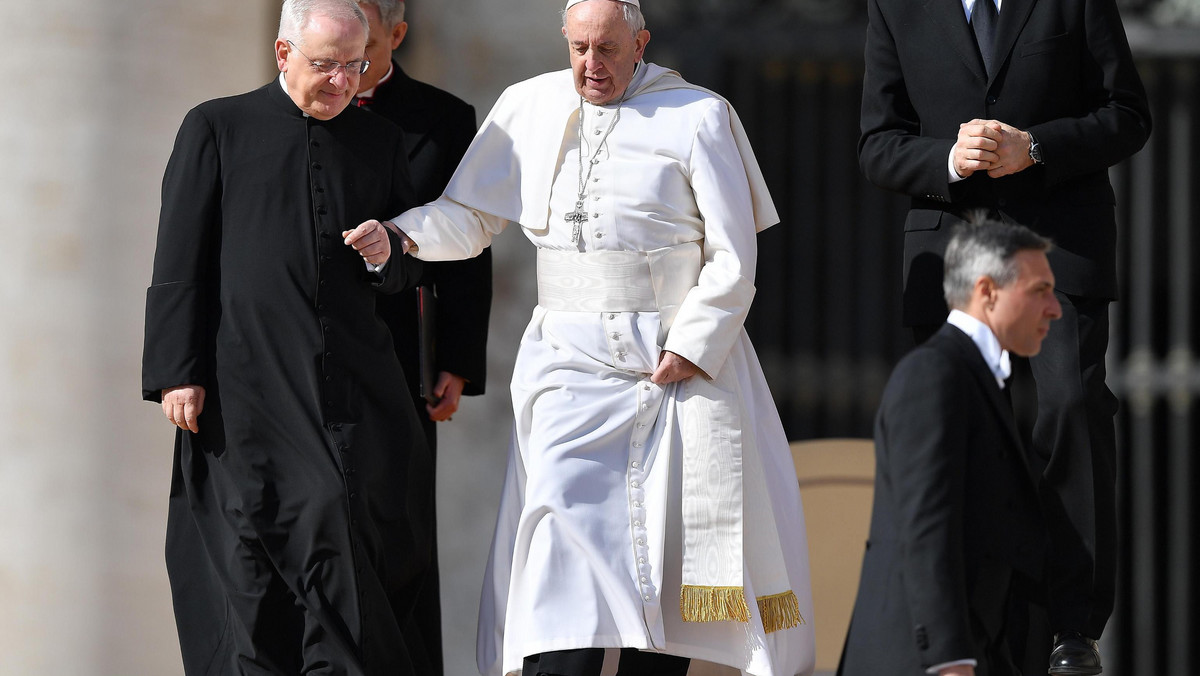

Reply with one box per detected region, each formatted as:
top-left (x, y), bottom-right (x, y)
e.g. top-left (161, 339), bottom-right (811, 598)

top-left (353, 2), bottom-right (493, 674)
top-left (357, 0), bottom-right (815, 674)
top-left (840, 218), bottom-right (1062, 676)
top-left (143, 0), bottom-right (430, 672)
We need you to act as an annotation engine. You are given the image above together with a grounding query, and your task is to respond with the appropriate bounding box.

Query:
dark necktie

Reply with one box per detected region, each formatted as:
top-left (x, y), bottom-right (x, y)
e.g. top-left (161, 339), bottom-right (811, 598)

top-left (972, 0), bottom-right (998, 77)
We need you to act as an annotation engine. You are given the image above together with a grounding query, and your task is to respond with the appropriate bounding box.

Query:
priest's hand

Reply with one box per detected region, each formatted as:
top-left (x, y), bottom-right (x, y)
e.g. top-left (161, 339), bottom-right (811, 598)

top-left (426, 371), bottom-right (466, 422)
top-left (343, 220), bottom-right (391, 266)
top-left (651, 351), bottom-right (700, 385)
top-left (162, 385), bottom-right (205, 433)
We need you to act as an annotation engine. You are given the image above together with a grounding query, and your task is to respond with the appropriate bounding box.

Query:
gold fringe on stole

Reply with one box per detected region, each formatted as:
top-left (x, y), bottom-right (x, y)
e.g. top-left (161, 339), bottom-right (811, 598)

top-left (756, 590), bottom-right (805, 633)
top-left (680, 585), bottom-right (751, 623)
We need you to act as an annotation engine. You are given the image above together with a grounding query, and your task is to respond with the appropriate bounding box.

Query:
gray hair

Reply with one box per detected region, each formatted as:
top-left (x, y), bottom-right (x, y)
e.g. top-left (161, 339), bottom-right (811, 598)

top-left (561, 1), bottom-right (647, 38)
top-left (278, 0), bottom-right (369, 44)
top-left (358, 0), bottom-right (407, 27)
top-left (942, 213), bottom-right (1053, 310)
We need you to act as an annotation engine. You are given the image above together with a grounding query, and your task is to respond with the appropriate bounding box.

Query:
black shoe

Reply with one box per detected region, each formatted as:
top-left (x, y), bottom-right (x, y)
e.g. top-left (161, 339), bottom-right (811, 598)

top-left (1048, 631), bottom-right (1102, 675)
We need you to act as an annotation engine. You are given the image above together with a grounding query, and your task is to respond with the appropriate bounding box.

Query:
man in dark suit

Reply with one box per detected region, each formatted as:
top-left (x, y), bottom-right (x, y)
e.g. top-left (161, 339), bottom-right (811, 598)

top-left (143, 1), bottom-right (431, 672)
top-left (840, 219), bottom-right (1060, 676)
top-left (859, 0), bottom-right (1151, 669)
top-left (354, 2), bottom-right (492, 673)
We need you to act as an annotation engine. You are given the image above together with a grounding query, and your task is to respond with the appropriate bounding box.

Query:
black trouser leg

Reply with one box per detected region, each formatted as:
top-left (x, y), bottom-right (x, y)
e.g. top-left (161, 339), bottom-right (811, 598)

top-left (1013, 292), bottom-right (1117, 638)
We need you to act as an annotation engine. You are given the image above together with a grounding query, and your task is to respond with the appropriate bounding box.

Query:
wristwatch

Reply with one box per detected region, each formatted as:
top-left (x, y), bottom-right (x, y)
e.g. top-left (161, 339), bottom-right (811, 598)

top-left (1028, 131), bottom-right (1044, 164)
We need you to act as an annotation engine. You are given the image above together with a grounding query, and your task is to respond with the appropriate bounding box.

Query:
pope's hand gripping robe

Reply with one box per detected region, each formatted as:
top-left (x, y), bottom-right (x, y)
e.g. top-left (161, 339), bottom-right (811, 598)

top-left (393, 63), bottom-right (816, 676)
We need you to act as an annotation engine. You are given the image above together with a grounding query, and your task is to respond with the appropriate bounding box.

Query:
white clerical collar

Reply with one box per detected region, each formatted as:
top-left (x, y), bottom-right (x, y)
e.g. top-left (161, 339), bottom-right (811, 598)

top-left (278, 72), bottom-right (310, 117)
top-left (947, 309), bottom-right (1011, 388)
top-left (356, 62), bottom-right (395, 100)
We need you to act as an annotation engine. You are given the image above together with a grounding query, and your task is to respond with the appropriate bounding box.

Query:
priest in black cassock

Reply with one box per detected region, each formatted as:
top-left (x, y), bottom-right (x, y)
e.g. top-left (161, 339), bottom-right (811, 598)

top-left (141, 0), bottom-right (430, 673)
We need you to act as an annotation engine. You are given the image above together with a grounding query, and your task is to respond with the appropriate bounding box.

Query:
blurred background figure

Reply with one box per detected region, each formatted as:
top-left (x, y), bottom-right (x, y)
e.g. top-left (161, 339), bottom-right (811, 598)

top-left (841, 219), bottom-right (1060, 676)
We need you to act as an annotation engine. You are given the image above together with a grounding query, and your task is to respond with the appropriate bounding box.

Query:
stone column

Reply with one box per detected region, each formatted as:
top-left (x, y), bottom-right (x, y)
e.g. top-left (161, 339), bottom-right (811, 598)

top-left (0, 2), bottom-right (274, 673)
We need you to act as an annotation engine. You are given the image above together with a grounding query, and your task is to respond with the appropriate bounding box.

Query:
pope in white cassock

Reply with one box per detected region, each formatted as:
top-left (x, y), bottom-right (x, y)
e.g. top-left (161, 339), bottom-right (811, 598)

top-left (369, 1), bottom-right (816, 674)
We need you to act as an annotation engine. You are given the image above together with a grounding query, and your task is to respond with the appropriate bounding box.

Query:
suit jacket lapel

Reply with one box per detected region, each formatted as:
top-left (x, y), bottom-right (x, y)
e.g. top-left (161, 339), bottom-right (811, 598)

top-left (923, 0), bottom-right (988, 82)
top-left (941, 326), bottom-right (1027, 468)
top-left (990, 0), bottom-right (1037, 86)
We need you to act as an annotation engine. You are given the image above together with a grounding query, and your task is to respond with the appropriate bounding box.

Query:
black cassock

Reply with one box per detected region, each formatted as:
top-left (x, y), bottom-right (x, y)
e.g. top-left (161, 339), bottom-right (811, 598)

top-left (142, 80), bottom-right (429, 675)
top-left (359, 62), bottom-right (492, 676)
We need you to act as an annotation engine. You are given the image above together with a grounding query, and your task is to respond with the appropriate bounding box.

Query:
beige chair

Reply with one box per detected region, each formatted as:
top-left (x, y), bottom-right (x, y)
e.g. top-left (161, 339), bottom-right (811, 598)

top-left (791, 438), bottom-right (875, 676)
top-left (687, 439), bottom-right (876, 676)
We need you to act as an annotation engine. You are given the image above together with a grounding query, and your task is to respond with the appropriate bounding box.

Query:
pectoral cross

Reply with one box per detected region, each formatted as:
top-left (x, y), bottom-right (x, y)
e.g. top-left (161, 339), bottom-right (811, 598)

top-left (565, 199), bottom-right (589, 243)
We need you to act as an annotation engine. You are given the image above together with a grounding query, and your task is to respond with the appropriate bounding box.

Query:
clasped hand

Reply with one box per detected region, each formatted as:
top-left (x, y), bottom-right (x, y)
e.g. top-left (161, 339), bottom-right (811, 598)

top-left (953, 119), bottom-right (1034, 179)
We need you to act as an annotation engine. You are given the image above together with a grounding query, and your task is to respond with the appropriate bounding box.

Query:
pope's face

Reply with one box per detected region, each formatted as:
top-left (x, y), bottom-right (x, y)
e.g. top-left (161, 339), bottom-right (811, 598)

top-left (989, 249), bottom-right (1062, 357)
top-left (275, 13), bottom-right (367, 120)
top-left (563, 1), bottom-right (650, 105)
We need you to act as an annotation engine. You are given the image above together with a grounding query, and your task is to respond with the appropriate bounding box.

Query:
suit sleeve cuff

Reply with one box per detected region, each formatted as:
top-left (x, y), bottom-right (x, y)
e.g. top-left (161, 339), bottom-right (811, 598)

top-left (927, 658), bottom-right (978, 674)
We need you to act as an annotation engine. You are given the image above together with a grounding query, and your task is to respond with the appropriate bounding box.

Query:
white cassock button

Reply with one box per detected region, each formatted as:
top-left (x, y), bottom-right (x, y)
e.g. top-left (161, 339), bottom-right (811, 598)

top-left (640, 576), bottom-right (648, 582)
top-left (637, 538), bottom-right (645, 545)
top-left (644, 595), bottom-right (652, 601)
top-left (634, 520), bottom-right (642, 527)
top-left (608, 314), bottom-right (616, 320)
top-left (631, 481), bottom-right (640, 488)
top-left (632, 461), bottom-right (640, 469)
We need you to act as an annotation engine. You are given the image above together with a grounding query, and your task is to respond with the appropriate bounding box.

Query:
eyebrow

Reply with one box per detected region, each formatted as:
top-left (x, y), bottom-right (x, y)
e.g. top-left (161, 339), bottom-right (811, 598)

top-left (571, 40), bottom-right (619, 48)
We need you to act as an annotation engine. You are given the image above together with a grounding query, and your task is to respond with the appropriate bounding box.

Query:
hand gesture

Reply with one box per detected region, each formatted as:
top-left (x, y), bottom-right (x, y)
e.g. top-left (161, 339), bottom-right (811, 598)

top-left (952, 119), bottom-right (1002, 178)
top-left (651, 351), bottom-right (701, 386)
top-left (984, 121), bottom-right (1036, 178)
top-left (343, 219), bottom-right (392, 267)
top-left (162, 385), bottom-right (206, 433)
top-left (426, 372), bottom-right (466, 422)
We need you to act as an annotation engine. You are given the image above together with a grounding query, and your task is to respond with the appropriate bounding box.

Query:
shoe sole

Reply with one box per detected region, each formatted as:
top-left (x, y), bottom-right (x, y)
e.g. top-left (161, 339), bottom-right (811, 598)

top-left (1048, 669), bottom-right (1101, 676)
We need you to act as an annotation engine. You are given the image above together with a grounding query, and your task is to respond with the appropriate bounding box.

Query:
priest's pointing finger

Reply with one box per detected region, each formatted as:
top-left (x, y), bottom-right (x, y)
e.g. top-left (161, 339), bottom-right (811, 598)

top-left (342, 219), bottom-right (391, 266)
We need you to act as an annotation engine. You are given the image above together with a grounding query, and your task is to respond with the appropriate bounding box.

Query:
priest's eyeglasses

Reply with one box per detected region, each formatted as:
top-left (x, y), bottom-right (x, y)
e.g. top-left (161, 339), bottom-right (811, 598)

top-left (286, 40), bottom-right (369, 76)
